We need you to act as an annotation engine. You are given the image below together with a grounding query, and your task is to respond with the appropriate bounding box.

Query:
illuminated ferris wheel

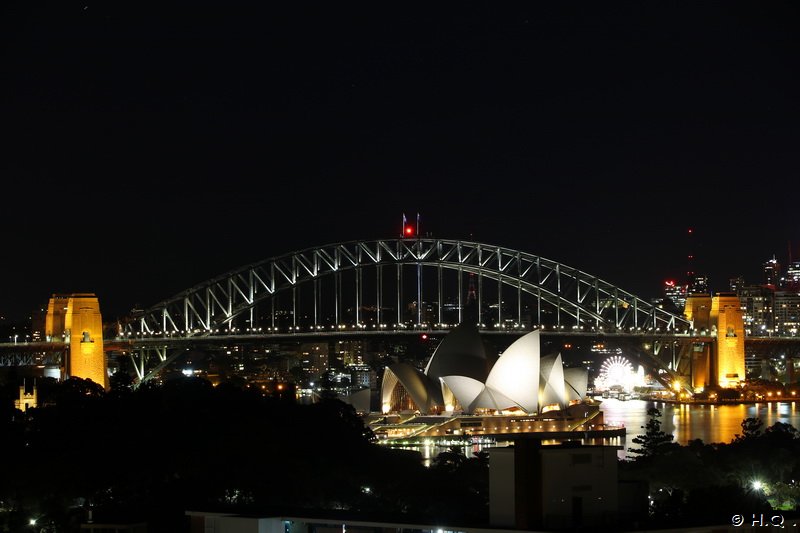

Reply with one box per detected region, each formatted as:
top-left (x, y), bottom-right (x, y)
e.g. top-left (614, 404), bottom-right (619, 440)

top-left (595, 355), bottom-right (643, 391)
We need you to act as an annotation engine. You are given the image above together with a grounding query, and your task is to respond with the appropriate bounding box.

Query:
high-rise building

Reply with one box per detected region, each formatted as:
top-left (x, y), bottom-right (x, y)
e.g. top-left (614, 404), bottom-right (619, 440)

top-left (682, 228), bottom-right (709, 295)
top-left (764, 256), bottom-right (781, 288)
top-left (337, 339), bottom-right (365, 366)
top-left (736, 284), bottom-right (774, 336)
top-left (663, 280), bottom-right (687, 312)
top-left (784, 261), bottom-right (800, 291)
top-left (729, 276), bottom-right (745, 294)
top-left (774, 291), bottom-right (800, 336)
top-left (299, 342), bottom-right (329, 380)
top-left (688, 273), bottom-right (708, 295)
top-left (347, 363), bottom-right (377, 391)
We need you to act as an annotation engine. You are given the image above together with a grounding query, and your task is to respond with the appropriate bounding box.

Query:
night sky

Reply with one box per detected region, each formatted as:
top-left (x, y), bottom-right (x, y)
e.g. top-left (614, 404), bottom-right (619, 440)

top-left (2, 2), bottom-right (799, 322)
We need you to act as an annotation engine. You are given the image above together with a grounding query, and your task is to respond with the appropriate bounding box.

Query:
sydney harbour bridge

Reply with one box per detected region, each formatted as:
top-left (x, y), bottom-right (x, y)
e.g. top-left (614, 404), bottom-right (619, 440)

top-left (2, 237), bottom-right (798, 391)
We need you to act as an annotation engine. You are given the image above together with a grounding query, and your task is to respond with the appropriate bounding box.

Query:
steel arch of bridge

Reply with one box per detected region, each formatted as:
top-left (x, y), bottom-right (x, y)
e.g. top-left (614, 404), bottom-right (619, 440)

top-left (125, 238), bottom-right (691, 337)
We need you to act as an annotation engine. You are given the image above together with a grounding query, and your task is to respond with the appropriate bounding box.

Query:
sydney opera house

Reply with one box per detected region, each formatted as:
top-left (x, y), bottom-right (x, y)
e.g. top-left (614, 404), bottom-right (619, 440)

top-left (370, 326), bottom-right (613, 442)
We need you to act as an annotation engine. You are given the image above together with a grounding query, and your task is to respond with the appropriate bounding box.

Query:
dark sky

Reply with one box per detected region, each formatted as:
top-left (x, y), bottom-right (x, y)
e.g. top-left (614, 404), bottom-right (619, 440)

top-left (1, 2), bottom-right (799, 322)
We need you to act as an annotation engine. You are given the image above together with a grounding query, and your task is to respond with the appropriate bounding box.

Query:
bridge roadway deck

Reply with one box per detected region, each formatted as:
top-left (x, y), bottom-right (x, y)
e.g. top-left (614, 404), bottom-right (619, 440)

top-left (101, 329), bottom-right (716, 350)
top-left (2, 333), bottom-right (798, 362)
top-left (4, 333), bottom-right (800, 351)
top-left (3, 331), bottom-right (785, 351)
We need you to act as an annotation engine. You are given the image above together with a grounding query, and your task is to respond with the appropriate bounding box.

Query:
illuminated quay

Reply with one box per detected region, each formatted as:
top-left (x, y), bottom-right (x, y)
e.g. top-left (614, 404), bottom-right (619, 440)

top-left (365, 400), bottom-right (622, 443)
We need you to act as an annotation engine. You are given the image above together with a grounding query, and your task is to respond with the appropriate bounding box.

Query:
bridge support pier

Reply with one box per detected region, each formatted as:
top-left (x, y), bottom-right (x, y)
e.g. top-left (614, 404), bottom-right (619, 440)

top-left (690, 343), bottom-right (712, 390)
top-left (45, 293), bottom-right (108, 389)
top-left (684, 292), bottom-right (745, 389)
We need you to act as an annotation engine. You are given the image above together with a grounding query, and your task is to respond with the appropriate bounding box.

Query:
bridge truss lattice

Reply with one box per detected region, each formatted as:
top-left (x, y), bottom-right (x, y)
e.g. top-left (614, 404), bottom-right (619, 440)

top-left (124, 238), bottom-right (692, 338)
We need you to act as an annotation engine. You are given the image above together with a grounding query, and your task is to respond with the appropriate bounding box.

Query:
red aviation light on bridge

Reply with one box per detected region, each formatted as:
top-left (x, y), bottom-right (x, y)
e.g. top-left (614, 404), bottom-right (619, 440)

top-left (401, 212), bottom-right (420, 238)
top-left (401, 213), bottom-right (416, 237)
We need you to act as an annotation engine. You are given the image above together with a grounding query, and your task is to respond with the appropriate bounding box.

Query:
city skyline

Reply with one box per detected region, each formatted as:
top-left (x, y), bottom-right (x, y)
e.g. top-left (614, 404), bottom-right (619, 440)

top-left (2, 3), bottom-right (799, 322)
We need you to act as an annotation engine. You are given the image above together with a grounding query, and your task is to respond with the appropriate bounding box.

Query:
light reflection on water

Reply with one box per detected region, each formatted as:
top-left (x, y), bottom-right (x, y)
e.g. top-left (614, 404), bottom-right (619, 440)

top-left (388, 400), bottom-right (800, 464)
top-left (598, 398), bottom-right (800, 458)
top-left (391, 436), bottom-right (629, 466)
top-left (389, 440), bottom-right (515, 467)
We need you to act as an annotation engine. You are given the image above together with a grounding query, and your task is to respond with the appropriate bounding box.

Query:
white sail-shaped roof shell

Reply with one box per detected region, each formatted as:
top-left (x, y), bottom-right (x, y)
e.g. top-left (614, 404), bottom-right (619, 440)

top-left (425, 324), bottom-right (489, 383)
top-left (539, 353), bottom-right (567, 409)
top-left (483, 330), bottom-right (541, 413)
top-left (564, 367), bottom-right (589, 402)
top-left (378, 327), bottom-right (588, 416)
top-left (382, 363), bottom-right (443, 414)
top-left (440, 375), bottom-right (486, 411)
top-left (470, 384), bottom-right (519, 412)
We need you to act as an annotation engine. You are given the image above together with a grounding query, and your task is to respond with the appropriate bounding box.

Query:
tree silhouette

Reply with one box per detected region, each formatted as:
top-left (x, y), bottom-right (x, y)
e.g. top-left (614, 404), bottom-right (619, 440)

top-left (431, 445), bottom-right (466, 473)
top-left (628, 407), bottom-right (677, 458)
top-left (734, 417), bottom-right (764, 442)
top-left (109, 370), bottom-right (134, 396)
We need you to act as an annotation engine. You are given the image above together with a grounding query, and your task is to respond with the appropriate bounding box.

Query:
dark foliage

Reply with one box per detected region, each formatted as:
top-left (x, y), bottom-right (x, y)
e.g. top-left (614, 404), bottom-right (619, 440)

top-left (0, 377), bottom-right (488, 532)
top-left (622, 415), bottom-right (800, 529)
top-left (734, 417), bottom-right (764, 441)
top-left (627, 407), bottom-right (678, 458)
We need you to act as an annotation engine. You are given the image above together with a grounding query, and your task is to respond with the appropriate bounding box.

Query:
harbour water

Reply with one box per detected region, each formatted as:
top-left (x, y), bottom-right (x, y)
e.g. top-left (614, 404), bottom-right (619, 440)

top-left (600, 398), bottom-right (800, 450)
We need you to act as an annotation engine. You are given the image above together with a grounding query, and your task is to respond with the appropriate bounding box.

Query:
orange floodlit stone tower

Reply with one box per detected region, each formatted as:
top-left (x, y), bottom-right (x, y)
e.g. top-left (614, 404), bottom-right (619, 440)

top-left (45, 293), bottom-right (108, 389)
top-left (711, 292), bottom-right (746, 388)
top-left (684, 293), bottom-right (713, 389)
top-left (684, 292), bottom-right (745, 389)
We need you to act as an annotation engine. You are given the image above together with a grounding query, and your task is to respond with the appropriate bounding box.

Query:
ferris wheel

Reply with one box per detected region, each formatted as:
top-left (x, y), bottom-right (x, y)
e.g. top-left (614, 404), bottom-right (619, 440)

top-left (595, 355), bottom-right (643, 392)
